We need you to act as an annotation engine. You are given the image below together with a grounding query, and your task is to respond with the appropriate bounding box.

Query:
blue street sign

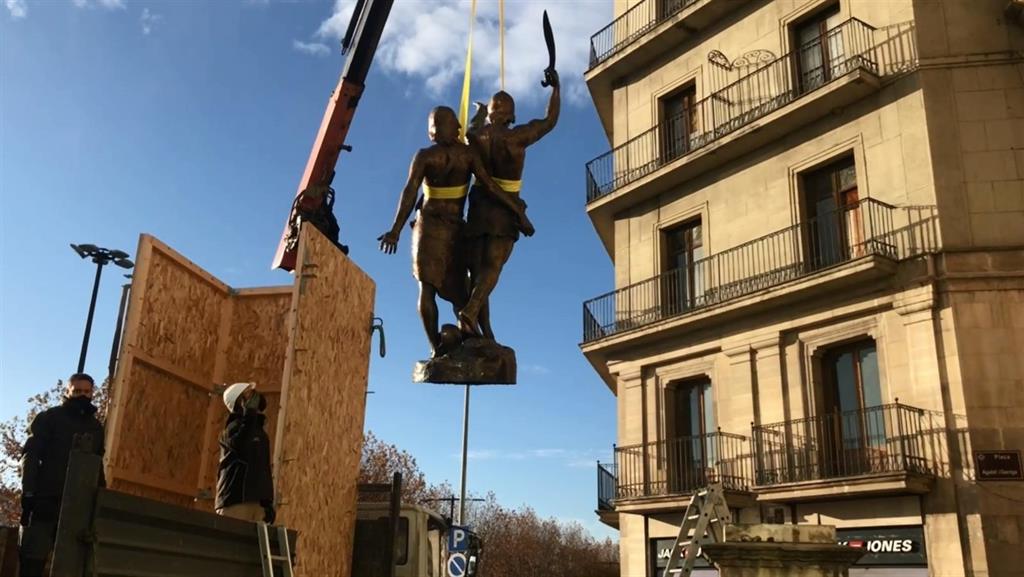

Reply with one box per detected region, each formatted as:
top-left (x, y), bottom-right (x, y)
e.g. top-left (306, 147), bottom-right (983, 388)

top-left (448, 526), bottom-right (469, 552)
top-left (448, 553), bottom-right (467, 577)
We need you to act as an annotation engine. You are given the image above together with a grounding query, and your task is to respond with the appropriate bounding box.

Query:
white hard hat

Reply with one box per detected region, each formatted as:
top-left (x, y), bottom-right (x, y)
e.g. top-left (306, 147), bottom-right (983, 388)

top-left (222, 382), bottom-right (254, 411)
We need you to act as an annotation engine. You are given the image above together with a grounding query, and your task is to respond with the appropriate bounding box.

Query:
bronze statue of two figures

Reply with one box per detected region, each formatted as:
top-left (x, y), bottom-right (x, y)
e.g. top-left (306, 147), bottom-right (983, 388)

top-left (378, 15), bottom-right (560, 385)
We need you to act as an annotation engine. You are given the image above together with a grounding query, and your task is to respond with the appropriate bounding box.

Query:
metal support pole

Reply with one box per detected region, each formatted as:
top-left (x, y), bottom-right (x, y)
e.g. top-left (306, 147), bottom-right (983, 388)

top-left (77, 261), bottom-right (105, 373)
top-left (107, 282), bottom-right (131, 382)
top-left (458, 384), bottom-right (471, 525)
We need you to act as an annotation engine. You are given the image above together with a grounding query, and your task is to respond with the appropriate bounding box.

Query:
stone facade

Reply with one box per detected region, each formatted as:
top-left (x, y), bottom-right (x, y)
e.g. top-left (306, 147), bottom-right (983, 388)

top-left (582, 1), bottom-right (1024, 576)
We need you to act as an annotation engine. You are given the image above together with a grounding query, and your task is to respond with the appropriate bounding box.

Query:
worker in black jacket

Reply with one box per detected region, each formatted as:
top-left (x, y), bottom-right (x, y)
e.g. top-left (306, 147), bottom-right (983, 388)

top-left (216, 382), bottom-right (275, 524)
top-left (19, 373), bottom-right (105, 577)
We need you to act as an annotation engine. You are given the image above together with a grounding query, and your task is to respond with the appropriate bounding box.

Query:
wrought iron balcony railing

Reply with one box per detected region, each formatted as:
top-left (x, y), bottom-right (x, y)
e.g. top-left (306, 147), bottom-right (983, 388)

top-left (752, 402), bottom-right (933, 486)
top-left (586, 18), bottom-right (881, 203)
top-left (582, 200), bottom-right (938, 343)
top-left (588, 0), bottom-right (701, 68)
top-left (611, 431), bottom-right (753, 501)
top-left (597, 462), bottom-right (617, 511)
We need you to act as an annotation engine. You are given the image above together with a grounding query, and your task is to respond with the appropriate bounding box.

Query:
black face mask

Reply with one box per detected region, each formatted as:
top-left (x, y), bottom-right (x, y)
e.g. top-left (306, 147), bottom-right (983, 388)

top-left (64, 396), bottom-right (94, 413)
top-left (240, 391), bottom-right (267, 413)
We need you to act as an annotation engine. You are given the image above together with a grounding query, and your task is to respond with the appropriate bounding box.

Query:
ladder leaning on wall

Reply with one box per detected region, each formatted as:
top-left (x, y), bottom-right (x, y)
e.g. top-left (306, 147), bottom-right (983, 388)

top-left (664, 483), bottom-right (731, 575)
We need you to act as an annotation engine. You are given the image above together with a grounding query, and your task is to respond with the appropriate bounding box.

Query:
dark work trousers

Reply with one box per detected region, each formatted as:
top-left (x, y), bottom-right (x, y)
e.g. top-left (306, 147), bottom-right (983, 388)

top-left (19, 498), bottom-right (59, 577)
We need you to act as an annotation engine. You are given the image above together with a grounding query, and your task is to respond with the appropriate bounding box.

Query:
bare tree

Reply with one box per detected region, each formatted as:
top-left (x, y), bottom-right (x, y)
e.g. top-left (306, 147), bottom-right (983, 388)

top-left (359, 432), bottom-right (619, 577)
top-left (358, 430), bottom-right (453, 505)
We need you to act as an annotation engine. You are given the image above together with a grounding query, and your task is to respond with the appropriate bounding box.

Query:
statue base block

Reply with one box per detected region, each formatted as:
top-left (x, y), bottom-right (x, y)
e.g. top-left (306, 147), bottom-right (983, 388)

top-left (413, 338), bottom-right (517, 385)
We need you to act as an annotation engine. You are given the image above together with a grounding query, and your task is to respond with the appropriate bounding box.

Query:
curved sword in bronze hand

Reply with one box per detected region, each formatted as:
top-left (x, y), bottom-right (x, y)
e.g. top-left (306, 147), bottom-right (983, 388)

top-left (541, 10), bottom-right (556, 87)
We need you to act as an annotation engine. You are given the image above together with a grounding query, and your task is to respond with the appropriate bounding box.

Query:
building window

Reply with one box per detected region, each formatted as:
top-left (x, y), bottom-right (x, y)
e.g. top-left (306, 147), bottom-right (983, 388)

top-left (661, 218), bottom-right (704, 316)
top-left (665, 377), bottom-right (715, 493)
top-left (819, 338), bottom-right (887, 476)
top-left (801, 155), bottom-right (860, 269)
top-left (660, 84), bottom-right (698, 161)
top-left (793, 4), bottom-right (845, 92)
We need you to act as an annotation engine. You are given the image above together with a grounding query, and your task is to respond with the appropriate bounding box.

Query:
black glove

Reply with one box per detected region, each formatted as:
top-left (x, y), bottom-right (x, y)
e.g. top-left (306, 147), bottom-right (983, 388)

top-left (263, 505), bottom-right (276, 525)
top-left (20, 494), bottom-right (35, 527)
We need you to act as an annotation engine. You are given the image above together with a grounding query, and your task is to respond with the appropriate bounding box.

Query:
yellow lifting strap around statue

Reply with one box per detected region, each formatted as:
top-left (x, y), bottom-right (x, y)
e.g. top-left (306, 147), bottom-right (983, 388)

top-left (423, 182), bottom-right (470, 200)
top-left (459, 0), bottom-right (505, 141)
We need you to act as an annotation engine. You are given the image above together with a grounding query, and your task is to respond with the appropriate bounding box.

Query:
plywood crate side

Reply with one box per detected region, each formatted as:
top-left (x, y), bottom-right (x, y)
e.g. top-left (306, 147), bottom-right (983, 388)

top-left (146, 235), bottom-right (233, 294)
top-left (225, 292), bottom-right (293, 392)
top-left (275, 225), bottom-right (376, 577)
top-left (133, 247), bottom-right (229, 379)
top-left (107, 234), bottom-right (232, 508)
top-left (110, 362), bottom-right (209, 491)
top-left (105, 234), bottom-right (156, 476)
top-left (107, 479), bottom-right (196, 509)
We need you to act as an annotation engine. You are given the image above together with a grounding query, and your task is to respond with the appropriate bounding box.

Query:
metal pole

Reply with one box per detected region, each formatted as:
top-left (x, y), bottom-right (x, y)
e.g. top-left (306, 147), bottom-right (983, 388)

top-left (458, 384), bottom-right (471, 525)
top-left (107, 282), bottom-right (131, 382)
top-left (77, 260), bottom-right (105, 373)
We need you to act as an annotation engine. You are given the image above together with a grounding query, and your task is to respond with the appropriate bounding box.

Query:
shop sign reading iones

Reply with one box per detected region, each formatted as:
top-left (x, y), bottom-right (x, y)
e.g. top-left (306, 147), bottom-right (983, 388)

top-left (837, 526), bottom-right (927, 566)
top-left (650, 526), bottom-right (927, 571)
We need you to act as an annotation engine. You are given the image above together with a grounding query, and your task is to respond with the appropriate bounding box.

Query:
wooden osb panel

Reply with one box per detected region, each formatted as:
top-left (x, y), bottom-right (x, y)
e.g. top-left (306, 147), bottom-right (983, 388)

top-left (107, 476), bottom-right (196, 509)
top-left (108, 361), bottom-right (209, 504)
top-left (107, 235), bottom-right (291, 512)
top-left (134, 243), bottom-right (229, 379)
top-left (274, 226), bottom-right (375, 577)
top-left (224, 291), bottom-right (291, 392)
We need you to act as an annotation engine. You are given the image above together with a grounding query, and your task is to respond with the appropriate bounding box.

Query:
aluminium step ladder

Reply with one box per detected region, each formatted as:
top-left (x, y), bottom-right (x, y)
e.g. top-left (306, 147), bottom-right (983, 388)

top-left (664, 483), bottom-right (731, 575)
top-left (257, 522), bottom-right (294, 577)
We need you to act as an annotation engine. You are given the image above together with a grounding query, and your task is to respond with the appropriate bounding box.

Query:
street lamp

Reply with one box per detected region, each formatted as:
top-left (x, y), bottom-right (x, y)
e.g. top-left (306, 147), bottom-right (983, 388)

top-left (71, 244), bottom-right (134, 373)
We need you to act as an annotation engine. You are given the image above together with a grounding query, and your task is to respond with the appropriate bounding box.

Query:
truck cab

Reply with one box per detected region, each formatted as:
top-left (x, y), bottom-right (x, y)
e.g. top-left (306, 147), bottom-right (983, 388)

top-left (354, 502), bottom-right (452, 577)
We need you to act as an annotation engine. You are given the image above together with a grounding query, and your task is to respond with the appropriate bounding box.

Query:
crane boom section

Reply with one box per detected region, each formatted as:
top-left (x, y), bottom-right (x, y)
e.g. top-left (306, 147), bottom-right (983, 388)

top-left (273, 0), bottom-right (394, 271)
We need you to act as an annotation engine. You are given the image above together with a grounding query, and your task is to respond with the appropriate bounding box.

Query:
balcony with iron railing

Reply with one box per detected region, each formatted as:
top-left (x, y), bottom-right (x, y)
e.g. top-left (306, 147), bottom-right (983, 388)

top-left (584, 19), bottom-right (918, 253)
top-left (582, 200), bottom-right (938, 345)
top-left (585, 0), bottom-right (749, 134)
top-left (588, 0), bottom-right (739, 69)
top-left (752, 402), bottom-right (935, 500)
top-left (608, 431), bottom-right (754, 509)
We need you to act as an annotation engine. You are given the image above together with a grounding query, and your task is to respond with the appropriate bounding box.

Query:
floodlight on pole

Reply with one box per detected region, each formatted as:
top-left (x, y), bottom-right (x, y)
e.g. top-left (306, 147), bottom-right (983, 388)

top-left (70, 244), bottom-right (135, 373)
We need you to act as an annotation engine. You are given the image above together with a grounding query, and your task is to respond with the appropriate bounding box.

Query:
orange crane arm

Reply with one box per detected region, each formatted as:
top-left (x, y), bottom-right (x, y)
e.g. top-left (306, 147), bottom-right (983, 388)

top-left (273, 0), bottom-right (394, 271)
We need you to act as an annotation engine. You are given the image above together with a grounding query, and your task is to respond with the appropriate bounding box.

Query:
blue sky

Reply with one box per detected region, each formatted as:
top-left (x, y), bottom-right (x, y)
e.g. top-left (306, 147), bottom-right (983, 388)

top-left (1, 1), bottom-right (617, 537)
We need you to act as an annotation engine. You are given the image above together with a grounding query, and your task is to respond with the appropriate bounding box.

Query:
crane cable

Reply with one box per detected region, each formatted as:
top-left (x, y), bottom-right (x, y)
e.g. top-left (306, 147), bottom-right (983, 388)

top-left (459, 0), bottom-right (505, 141)
top-left (458, 0), bottom-right (478, 142)
top-left (499, 0), bottom-right (505, 91)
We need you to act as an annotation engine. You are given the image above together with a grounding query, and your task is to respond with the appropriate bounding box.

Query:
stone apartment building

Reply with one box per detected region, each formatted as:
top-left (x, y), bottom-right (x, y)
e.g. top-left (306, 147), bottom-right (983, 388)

top-left (580, 1), bottom-right (1024, 576)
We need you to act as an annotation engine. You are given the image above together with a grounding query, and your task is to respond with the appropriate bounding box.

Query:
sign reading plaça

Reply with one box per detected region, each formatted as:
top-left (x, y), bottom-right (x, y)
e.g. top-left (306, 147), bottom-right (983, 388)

top-left (974, 450), bottom-right (1024, 481)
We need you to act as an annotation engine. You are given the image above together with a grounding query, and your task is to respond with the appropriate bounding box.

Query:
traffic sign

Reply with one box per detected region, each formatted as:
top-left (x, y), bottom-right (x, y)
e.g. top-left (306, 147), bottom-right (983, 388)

top-left (448, 526), bottom-right (469, 552)
top-left (448, 553), bottom-right (467, 577)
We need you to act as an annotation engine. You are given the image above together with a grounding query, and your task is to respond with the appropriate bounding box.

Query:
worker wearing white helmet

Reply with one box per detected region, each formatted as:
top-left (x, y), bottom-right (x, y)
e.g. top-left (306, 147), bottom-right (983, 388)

top-left (215, 382), bottom-right (275, 524)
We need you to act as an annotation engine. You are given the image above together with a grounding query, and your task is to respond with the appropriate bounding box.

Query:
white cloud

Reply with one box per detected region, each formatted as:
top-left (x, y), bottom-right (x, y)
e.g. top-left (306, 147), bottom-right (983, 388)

top-left (73, 0), bottom-right (126, 9)
top-left (140, 8), bottom-right (162, 35)
top-left (309, 0), bottom-right (611, 105)
top-left (524, 363), bottom-right (551, 375)
top-left (5, 0), bottom-right (27, 19)
top-left (529, 448), bottom-right (566, 458)
top-left (466, 449), bottom-right (500, 461)
top-left (460, 447), bottom-right (608, 466)
top-left (293, 40), bottom-right (332, 57)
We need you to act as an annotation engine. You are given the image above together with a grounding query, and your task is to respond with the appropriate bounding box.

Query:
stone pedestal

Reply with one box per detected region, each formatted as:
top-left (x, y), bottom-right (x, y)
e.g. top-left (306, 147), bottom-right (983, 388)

top-left (702, 524), bottom-right (864, 577)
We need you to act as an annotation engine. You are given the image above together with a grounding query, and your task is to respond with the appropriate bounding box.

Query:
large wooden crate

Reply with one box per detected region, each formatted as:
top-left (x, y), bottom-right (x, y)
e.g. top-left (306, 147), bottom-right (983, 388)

top-left (104, 225), bottom-right (374, 577)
